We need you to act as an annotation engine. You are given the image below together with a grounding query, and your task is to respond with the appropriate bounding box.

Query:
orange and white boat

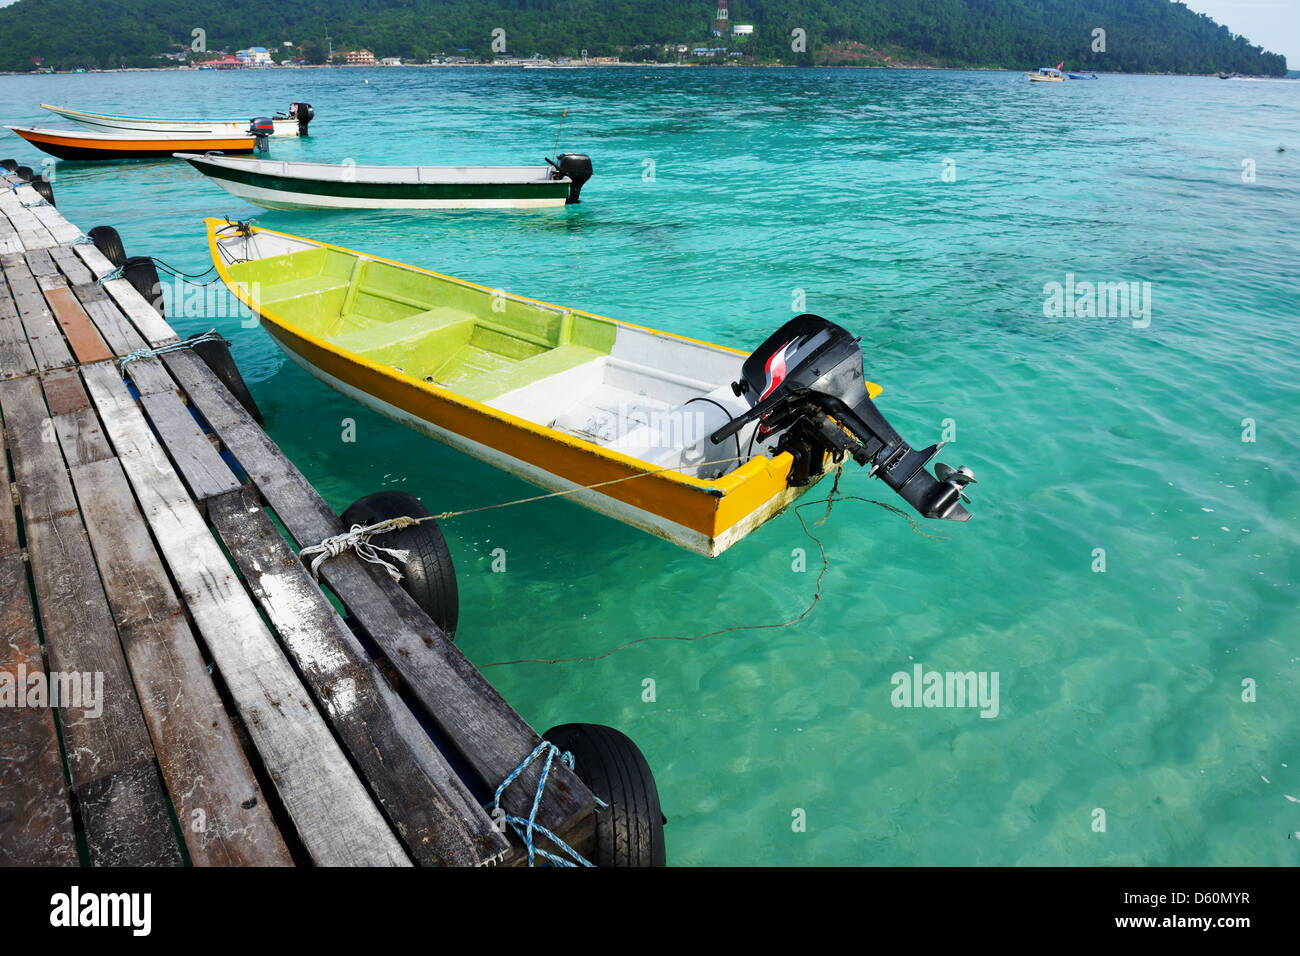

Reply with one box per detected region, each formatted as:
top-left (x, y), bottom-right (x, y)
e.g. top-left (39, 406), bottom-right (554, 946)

top-left (4, 125), bottom-right (256, 160)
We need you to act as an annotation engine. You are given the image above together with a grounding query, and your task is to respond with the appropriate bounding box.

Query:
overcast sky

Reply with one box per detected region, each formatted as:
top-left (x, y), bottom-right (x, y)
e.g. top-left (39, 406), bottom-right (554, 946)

top-left (1183, 0), bottom-right (1300, 62)
top-left (0, 0), bottom-right (1295, 63)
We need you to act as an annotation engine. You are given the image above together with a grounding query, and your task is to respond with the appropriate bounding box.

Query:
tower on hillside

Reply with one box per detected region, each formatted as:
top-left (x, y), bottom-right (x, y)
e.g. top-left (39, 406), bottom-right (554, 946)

top-left (715, 1), bottom-right (729, 36)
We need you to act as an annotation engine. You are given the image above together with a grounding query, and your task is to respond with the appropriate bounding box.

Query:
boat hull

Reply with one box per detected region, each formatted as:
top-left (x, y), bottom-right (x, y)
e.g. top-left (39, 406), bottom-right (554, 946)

top-left (41, 103), bottom-right (302, 137)
top-left (274, 330), bottom-right (826, 554)
top-left (7, 126), bottom-right (254, 160)
top-left (183, 156), bottom-right (572, 210)
top-left (207, 219), bottom-right (841, 555)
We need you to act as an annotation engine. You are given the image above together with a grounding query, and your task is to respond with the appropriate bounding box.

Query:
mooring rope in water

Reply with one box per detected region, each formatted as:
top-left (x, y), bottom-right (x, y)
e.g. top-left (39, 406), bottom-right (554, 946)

top-left (486, 740), bottom-right (606, 867)
top-left (296, 454), bottom-right (946, 664)
top-left (117, 328), bottom-right (225, 376)
top-left (478, 486), bottom-right (948, 669)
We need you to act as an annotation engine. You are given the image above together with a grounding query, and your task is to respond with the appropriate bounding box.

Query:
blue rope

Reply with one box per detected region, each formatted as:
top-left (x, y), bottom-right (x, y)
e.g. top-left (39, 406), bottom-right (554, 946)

top-left (487, 740), bottom-right (607, 868)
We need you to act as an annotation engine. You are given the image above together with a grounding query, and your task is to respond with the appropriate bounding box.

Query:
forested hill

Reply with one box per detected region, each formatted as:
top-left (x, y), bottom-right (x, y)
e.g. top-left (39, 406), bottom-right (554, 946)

top-left (0, 0), bottom-right (1288, 75)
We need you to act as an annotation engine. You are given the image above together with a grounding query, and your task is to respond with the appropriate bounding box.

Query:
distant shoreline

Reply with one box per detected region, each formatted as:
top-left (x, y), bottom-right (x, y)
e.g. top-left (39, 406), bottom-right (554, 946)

top-left (1, 63), bottom-right (1294, 79)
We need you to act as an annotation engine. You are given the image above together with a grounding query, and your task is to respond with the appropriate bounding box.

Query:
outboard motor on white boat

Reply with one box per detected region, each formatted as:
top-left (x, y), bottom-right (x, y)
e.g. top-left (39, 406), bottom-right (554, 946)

top-left (710, 314), bottom-right (976, 521)
top-left (247, 118), bottom-right (275, 153)
top-left (285, 102), bottom-right (314, 135)
top-left (547, 153), bottom-right (593, 203)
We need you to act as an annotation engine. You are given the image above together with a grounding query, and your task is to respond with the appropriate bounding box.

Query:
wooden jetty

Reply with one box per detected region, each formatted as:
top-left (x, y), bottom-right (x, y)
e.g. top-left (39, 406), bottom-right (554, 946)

top-left (0, 175), bottom-right (598, 866)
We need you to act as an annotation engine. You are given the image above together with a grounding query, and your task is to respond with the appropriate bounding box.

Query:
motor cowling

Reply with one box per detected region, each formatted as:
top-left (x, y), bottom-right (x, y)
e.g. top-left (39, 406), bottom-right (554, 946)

top-left (555, 153), bottom-right (592, 204)
top-left (248, 117), bottom-right (275, 152)
top-left (289, 102), bottom-right (314, 135)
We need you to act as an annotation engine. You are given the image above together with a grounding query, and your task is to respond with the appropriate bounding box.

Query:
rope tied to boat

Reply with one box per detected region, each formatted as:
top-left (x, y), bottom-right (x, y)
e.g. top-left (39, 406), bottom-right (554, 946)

top-left (295, 454), bottom-right (754, 580)
top-left (117, 329), bottom-right (225, 377)
top-left (485, 739), bottom-right (606, 868)
top-left (299, 517), bottom-right (418, 583)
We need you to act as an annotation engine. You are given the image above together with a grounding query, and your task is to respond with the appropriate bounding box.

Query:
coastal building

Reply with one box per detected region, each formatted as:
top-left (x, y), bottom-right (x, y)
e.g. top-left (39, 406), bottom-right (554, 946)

top-left (344, 49), bottom-right (375, 66)
top-left (236, 46), bottom-right (274, 66)
top-left (733, 24), bottom-right (753, 36)
top-left (380, 57), bottom-right (402, 66)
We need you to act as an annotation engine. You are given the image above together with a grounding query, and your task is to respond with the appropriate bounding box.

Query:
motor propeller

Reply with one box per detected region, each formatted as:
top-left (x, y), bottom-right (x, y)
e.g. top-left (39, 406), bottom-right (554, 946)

top-left (935, 463), bottom-right (977, 503)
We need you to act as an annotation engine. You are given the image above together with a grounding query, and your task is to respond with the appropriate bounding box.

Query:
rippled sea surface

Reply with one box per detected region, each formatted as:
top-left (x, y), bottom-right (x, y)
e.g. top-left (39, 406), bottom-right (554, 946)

top-left (4, 67), bottom-right (1297, 865)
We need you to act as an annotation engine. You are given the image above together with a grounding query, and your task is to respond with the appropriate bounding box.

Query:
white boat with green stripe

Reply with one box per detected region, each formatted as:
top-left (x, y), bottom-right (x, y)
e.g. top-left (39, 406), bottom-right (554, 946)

top-left (176, 152), bottom-right (593, 211)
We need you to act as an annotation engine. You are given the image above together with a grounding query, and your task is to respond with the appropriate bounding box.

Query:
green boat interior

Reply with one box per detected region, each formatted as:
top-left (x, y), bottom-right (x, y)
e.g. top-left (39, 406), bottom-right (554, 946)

top-left (228, 246), bottom-right (618, 402)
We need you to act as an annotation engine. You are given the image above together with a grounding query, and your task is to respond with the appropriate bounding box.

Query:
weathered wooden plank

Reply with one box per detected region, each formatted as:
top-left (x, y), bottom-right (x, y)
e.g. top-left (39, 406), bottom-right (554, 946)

top-left (79, 362), bottom-right (410, 867)
top-left (70, 284), bottom-right (150, 358)
top-left (0, 214), bottom-right (22, 256)
top-left (0, 420), bottom-right (78, 865)
top-left (27, 202), bottom-right (82, 246)
top-left (24, 248), bottom-right (57, 279)
top-left (163, 350), bottom-right (597, 848)
top-left (0, 189), bottom-right (56, 250)
top-left (69, 456), bottom-right (293, 867)
top-left (1, 253), bottom-right (73, 371)
top-left (137, 389), bottom-right (241, 503)
top-left (121, 354), bottom-right (181, 397)
top-left (42, 285), bottom-right (114, 365)
top-left (40, 366), bottom-right (114, 471)
top-left (49, 246), bottom-right (94, 287)
top-left (0, 270), bottom-right (37, 380)
top-left (0, 375), bottom-right (182, 866)
top-left (70, 245), bottom-right (177, 348)
top-left (209, 487), bottom-right (509, 866)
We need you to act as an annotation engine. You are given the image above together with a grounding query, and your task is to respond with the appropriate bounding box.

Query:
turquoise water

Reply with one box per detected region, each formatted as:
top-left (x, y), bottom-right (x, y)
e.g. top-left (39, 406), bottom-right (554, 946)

top-left (4, 67), bottom-right (1297, 865)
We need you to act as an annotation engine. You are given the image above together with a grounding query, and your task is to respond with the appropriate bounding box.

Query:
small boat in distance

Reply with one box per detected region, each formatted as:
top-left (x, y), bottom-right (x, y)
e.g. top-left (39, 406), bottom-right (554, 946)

top-left (177, 153), bottom-right (594, 210)
top-left (39, 102), bottom-right (314, 137)
top-left (1067, 71), bottom-right (1098, 80)
top-left (206, 219), bottom-right (975, 555)
top-left (6, 125), bottom-right (258, 160)
top-left (1027, 66), bottom-right (1065, 82)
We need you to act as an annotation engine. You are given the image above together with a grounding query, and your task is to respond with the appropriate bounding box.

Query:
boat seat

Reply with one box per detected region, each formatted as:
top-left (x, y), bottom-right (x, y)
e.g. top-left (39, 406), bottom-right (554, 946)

top-left (455, 344), bottom-right (606, 402)
top-left (259, 275), bottom-right (352, 306)
top-left (329, 307), bottom-right (474, 356)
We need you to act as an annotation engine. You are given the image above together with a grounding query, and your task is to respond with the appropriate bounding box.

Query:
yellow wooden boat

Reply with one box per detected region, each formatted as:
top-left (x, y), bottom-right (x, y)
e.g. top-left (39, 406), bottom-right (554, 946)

top-left (207, 219), bottom-right (975, 555)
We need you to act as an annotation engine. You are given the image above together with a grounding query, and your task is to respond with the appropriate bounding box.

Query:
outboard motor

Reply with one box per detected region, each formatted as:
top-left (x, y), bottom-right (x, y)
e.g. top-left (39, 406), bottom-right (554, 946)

top-left (288, 102), bottom-right (314, 136)
top-left (247, 117), bottom-right (275, 153)
top-left (547, 153), bottom-right (593, 204)
top-left (711, 315), bottom-right (976, 522)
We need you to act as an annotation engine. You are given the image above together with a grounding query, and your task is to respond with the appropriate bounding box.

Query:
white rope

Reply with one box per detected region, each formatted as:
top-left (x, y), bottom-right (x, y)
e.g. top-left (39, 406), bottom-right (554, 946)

top-left (117, 329), bottom-right (224, 376)
top-left (299, 517), bottom-right (417, 582)
top-left (295, 454), bottom-right (753, 581)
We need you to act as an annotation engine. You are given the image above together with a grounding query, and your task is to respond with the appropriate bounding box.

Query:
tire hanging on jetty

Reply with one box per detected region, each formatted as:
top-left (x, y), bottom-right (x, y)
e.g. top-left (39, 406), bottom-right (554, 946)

top-left (30, 177), bottom-right (54, 206)
top-left (341, 491), bottom-right (459, 639)
top-left (123, 256), bottom-right (164, 314)
top-left (187, 333), bottom-right (264, 426)
top-left (87, 225), bottom-right (126, 269)
top-left (544, 723), bottom-right (666, 867)
top-left (0, 159), bottom-right (17, 173)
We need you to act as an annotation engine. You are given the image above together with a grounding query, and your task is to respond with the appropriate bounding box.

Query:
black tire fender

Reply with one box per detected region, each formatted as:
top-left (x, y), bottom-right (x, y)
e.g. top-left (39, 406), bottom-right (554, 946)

top-left (87, 225), bottom-right (127, 269)
top-left (341, 490), bottom-right (459, 639)
top-left (30, 177), bottom-right (54, 206)
top-left (544, 723), bottom-right (666, 867)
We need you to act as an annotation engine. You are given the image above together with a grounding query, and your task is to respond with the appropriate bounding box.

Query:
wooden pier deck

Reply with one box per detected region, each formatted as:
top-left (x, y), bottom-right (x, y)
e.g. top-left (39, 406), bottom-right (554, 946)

top-left (0, 175), bottom-right (597, 867)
